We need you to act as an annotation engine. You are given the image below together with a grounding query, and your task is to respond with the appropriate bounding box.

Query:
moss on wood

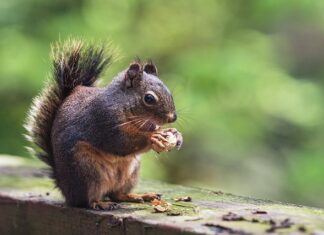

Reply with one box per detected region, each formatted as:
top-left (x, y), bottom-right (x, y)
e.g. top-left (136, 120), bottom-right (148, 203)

top-left (0, 155), bottom-right (323, 235)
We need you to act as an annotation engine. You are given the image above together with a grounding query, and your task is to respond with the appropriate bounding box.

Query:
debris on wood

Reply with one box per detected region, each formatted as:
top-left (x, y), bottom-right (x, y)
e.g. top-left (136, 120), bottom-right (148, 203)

top-left (252, 210), bottom-right (268, 214)
top-left (174, 196), bottom-right (192, 202)
top-left (266, 218), bottom-right (294, 233)
top-left (193, 207), bottom-right (200, 213)
top-left (154, 205), bottom-right (168, 213)
top-left (251, 218), bottom-right (259, 223)
top-left (151, 199), bottom-right (172, 213)
top-left (281, 218), bottom-right (294, 227)
top-left (1, 154), bottom-right (324, 235)
top-left (269, 219), bottom-right (275, 225)
top-left (213, 190), bottom-right (224, 195)
top-left (166, 210), bottom-right (181, 216)
top-left (222, 212), bottom-right (245, 221)
top-left (204, 223), bottom-right (252, 235)
top-left (298, 226), bottom-right (307, 232)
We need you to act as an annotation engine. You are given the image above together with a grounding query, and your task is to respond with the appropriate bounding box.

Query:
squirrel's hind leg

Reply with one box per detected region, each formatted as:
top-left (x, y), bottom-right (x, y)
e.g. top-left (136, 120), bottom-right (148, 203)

top-left (66, 141), bottom-right (117, 210)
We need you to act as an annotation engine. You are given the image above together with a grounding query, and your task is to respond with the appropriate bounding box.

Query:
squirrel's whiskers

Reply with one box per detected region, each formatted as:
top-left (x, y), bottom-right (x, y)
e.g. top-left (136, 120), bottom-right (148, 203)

top-left (115, 118), bottom-right (143, 128)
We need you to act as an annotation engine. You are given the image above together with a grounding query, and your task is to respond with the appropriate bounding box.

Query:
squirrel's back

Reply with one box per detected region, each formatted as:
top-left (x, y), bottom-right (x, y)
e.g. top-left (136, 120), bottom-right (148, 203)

top-left (25, 39), bottom-right (112, 178)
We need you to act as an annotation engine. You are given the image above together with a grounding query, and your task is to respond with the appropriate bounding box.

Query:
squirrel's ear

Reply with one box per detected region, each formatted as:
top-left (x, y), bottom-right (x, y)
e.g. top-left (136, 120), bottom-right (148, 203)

top-left (125, 62), bottom-right (143, 88)
top-left (143, 60), bottom-right (158, 76)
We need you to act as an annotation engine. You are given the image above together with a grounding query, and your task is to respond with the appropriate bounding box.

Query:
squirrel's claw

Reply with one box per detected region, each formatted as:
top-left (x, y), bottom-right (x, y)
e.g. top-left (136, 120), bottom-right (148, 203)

top-left (150, 128), bottom-right (183, 153)
top-left (91, 201), bottom-right (120, 211)
top-left (151, 141), bottom-right (166, 153)
top-left (141, 192), bottom-right (162, 202)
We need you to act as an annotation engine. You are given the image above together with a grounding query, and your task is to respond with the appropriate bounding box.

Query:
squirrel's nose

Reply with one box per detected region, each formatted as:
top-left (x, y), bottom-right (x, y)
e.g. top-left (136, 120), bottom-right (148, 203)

top-left (166, 112), bottom-right (177, 123)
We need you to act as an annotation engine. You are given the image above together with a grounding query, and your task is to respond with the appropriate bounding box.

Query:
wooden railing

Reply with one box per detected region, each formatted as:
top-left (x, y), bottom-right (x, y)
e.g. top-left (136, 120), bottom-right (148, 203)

top-left (0, 155), bottom-right (323, 235)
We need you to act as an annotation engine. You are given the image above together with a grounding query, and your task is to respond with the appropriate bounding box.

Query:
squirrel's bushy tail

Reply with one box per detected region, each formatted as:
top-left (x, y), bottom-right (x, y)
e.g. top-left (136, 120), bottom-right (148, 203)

top-left (25, 39), bottom-right (112, 173)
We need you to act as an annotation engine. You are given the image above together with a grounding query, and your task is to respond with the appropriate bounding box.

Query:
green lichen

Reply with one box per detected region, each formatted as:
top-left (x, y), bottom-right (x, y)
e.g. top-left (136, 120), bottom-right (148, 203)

top-left (0, 176), bottom-right (53, 189)
top-left (1, 155), bottom-right (324, 234)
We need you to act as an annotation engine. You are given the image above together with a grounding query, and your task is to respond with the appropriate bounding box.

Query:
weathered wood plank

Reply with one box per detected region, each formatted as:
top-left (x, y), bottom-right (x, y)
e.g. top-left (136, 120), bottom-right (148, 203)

top-left (0, 155), bottom-right (323, 235)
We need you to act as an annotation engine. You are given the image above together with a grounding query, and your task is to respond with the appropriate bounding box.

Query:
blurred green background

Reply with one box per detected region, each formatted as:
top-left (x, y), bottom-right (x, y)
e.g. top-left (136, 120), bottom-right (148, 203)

top-left (1, 0), bottom-right (324, 208)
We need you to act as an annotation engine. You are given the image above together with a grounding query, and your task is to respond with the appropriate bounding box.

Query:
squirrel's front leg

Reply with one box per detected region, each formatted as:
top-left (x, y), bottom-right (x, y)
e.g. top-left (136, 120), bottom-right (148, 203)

top-left (150, 128), bottom-right (183, 153)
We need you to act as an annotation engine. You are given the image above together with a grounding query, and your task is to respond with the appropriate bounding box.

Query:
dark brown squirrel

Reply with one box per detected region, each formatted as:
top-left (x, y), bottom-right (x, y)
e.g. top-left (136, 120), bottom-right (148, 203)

top-left (25, 39), bottom-right (183, 210)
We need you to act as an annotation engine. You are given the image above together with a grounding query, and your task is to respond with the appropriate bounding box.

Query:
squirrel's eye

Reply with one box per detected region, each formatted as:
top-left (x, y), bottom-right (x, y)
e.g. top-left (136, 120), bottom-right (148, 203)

top-left (144, 92), bottom-right (158, 105)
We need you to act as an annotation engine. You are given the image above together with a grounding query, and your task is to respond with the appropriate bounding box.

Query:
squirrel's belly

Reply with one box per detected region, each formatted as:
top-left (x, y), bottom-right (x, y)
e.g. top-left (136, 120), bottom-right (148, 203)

top-left (74, 141), bottom-right (141, 194)
top-left (75, 141), bottom-right (141, 194)
top-left (98, 154), bottom-right (142, 195)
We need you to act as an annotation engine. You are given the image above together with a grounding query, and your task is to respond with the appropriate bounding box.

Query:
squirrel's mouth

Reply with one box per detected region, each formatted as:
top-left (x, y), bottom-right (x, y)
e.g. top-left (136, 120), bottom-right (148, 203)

top-left (139, 119), bottom-right (162, 132)
top-left (125, 115), bottom-right (170, 132)
top-left (126, 117), bottom-right (165, 132)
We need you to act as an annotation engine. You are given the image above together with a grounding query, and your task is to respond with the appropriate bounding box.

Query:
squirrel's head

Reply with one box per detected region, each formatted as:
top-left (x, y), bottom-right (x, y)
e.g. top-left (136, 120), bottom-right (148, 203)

top-left (120, 60), bottom-right (176, 131)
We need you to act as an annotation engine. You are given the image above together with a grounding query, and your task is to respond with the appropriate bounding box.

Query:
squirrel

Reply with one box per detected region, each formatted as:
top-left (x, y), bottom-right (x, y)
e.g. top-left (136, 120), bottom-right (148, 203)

top-left (25, 39), bottom-right (183, 210)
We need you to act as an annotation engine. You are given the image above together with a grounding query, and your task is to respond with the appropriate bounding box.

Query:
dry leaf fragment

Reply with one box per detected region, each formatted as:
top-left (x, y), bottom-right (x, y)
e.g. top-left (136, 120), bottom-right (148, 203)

top-left (174, 196), bottom-right (192, 202)
top-left (154, 205), bottom-right (168, 212)
top-left (298, 226), bottom-right (307, 232)
top-left (251, 218), bottom-right (260, 223)
top-left (222, 212), bottom-right (245, 221)
top-left (252, 210), bottom-right (268, 214)
top-left (151, 199), bottom-right (172, 213)
top-left (266, 218), bottom-right (294, 233)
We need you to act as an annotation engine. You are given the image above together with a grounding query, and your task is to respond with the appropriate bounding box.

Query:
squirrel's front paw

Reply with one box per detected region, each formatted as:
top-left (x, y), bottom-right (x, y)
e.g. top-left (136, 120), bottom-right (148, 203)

top-left (150, 128), bottom-right (183, 153)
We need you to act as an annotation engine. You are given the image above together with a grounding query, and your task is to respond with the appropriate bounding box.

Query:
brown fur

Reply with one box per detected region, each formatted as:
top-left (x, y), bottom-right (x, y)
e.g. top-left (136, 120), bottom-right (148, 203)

top-left (74, 141), bottom-right (142, 200)
top-left (111, 192), bottom-right (161, 202)
top-left (67, 133), bottom-right (159, 207)
top-left (26, 40), bottom-right (178, 209)
top-left (25, 40), bottom-right (112, 177)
